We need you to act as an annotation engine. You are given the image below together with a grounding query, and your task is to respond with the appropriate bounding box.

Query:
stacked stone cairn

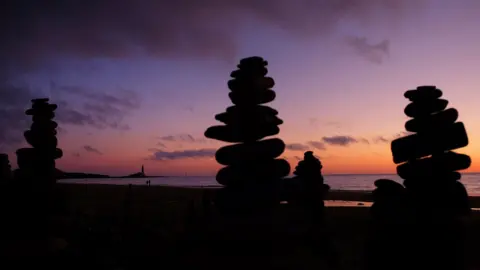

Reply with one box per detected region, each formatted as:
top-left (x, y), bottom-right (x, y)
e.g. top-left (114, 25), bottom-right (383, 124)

top-left (368, 86), bottom-right (471, 270)
top-left (292, 151), bottom-right (330, 206)
top-left (16, 98), bottom-right (62, 185)
top-left (205, 56), bottom-right (290, 213)
top-left (0, 154), bottom-right (12, 183)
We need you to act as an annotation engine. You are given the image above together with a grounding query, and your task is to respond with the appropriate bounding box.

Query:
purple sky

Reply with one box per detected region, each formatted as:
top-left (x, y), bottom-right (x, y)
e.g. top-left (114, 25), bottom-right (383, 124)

top-left (2, 0), bottom-right (480, 175)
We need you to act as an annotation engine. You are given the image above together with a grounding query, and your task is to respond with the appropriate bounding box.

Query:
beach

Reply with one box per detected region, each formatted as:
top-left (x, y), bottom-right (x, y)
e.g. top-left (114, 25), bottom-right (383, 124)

top-left (41, 183), bottom-right (480, 269)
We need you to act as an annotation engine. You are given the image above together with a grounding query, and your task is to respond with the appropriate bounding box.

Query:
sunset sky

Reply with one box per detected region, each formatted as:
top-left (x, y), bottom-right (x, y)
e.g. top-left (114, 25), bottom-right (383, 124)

top-left (2, 0), bottom-right (480, 176)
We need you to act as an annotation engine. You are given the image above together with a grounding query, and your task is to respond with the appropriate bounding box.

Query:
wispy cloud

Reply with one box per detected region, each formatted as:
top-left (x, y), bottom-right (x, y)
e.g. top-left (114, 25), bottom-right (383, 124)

top-left (286, 143), bottom-right (310, 152)
top-left (307, 141), bottom-right (326, 150)
top-left (158, 134), bottom-right (207, 143)
top-left (84, 145), bottom-right (103, 155)
top-left (322, 135), bottom-right (360, 146)
top-left (149, 148), bottom-right (216, 160)
top-left (346, 36), bottom-right (390, 64)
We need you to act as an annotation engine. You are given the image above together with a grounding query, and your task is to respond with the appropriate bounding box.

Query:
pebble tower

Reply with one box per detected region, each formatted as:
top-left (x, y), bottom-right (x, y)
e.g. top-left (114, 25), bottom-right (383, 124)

top-left (16, 98), bottom-right (62, 185)
top-left (205, 57), bottom-right (290, 187)
top-left (391, 85), bottom-right (471, 215)
top-left (205, 56), bottom-right (290, 210)
top-left (369, 85), bottom-right (472, 270)
top-left (292, 151), bottom-right (329, 209)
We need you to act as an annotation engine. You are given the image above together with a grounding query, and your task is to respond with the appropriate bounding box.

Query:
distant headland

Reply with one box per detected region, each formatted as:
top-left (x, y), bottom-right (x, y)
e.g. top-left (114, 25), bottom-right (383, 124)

top-left (53, 165), bottom-right (164, 179)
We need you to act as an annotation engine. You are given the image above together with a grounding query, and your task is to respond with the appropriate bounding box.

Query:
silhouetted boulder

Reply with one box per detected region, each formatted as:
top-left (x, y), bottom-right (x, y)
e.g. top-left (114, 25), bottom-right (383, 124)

top-left (370, 179), bottom-right (406, 221)
top-left (0, 153), bottom-right (12, 182)
top-left (15, 98), bottom-right (62, 185)
top-left (205, 56), bottom-right (289, 212)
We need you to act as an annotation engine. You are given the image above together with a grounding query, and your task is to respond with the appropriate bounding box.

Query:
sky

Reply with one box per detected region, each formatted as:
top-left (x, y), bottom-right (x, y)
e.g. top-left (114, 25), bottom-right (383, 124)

top-left (2, 0), bottom-right (480, 176)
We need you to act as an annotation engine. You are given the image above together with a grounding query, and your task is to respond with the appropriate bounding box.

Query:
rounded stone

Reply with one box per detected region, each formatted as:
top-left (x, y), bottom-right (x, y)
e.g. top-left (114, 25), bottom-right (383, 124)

top-left (216, 158), bottom-right (290, 186)
top-left (374, 179), bottom-right (405, 190)
top-left (372, 179), bottom-right (406, 202)
top-left (31, 112), bottom-right (55, 121)
top-left (32, 103), bottom-right (57, 111)
top-left (228, 89), bottom-right (276, 105)
top-left (226, 105), bottom-right (278, 115)
top-left (405, 108), bottom-right (458, 132)
top-left (238, 56), bottom-right (267, 67)
top-left (214, 110), bottom-right (283, 126)
top-left (24, 130), bottom-right (58, 148)
top-left (31, 121), bottom-right (58, 130)
top-left (26, 107), bottom-right (56, 116)
top-left (404, 99), bottom-right (448, 118)
top-left (230, 67), bottom-right (268, 78)
top-left (205, 124), bottom-right (280, 143)
top-left (227, 76), bottom-right (275, 92)
top-left (396, 152), bottom-right (471, 179)
top-left (215, 138), bottom-right (286, 166)
top-left (404, 86), bottom-right (442, 101)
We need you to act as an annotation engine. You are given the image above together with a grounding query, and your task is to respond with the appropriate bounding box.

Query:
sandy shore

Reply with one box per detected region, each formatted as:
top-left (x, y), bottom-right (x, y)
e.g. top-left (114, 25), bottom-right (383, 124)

top-left (57, 183), bottom-right (480, 209)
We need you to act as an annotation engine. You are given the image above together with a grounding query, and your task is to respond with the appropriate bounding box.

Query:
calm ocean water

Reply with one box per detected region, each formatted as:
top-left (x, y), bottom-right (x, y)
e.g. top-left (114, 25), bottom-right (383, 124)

top-left (59, 173), bottom-right (480, 196)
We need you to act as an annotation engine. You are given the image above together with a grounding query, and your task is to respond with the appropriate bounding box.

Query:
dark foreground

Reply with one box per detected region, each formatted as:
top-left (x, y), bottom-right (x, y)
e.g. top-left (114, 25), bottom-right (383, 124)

top-left (3, 184), bottom-right (480, 270)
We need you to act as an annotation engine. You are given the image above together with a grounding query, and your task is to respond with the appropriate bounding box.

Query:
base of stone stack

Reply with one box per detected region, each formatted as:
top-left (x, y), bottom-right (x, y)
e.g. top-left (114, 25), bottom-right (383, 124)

top-left (214, 184), bottom-right (281, 215)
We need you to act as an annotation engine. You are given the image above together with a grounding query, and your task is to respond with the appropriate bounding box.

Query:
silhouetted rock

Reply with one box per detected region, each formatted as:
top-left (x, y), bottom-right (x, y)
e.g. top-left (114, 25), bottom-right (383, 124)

top-left (370, 179), bottom-right (406, 221)
top-left (205, 56), bottom-right (289, 212)
top-left (0, 153), bottom-right (12, 182)
top-left (16, 98), bottom-right (62, 185)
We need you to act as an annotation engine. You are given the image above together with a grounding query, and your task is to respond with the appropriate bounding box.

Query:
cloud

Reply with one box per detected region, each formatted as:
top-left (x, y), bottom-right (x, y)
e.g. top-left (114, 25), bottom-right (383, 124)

top-left (307, 141), bottom-right (326, 150)
top-left (358, 138), bottom-right (370, 144)
top-left (84, 145), bottom-right (103, 155)
top-left (0, 82), bottom-right (141, 149)
top-left (158, 134), bottom-right (207, 143)
top-left (372, 136), bottom-right (390, 144)
top-left (371, 131), bottom-right (413, 144)
top-left (52, 83), bottom-right (141, 131)
top-left (286, 143), bottom-right (310, 152)
top-left (184, 106), bottom-right (195, 113)
top-left (322, 135), bottom-right (358, 146)
top-left (0, 0), bottom-right (425, 69)
top-left (0, 0), bottom-right (426, 148)
top-left (346, 36), bottom-right (390, 64)
top-left (72, 152), bottom-right (81, 158)
top-left (149, 148), bottom-right (216, 160)
top-left (0, 84), bottom-right (33, 150)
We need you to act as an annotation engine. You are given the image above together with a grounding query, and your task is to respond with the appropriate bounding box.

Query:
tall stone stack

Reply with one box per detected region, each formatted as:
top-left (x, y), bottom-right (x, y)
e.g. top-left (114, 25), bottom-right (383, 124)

top-left (0, 154), bottom-right (12, 182)
top-left (205, 56), bottom-right (290, 212)
top-left (391, 86), bottom-right (471, 215)
top-left (371, 85), bottom-right (471, 270)
top-left (16, 98), bottom-right (63, 186)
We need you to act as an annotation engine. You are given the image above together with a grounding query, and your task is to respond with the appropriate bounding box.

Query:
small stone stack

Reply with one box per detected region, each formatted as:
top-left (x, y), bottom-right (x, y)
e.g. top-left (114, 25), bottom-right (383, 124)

top-left (391, 86), bottom-right (471, 216)
top-left (0, 154), bottom-right (12, 182)
top-left (205, 56), bottom-right (290, 192)
top-left (16, 98), bottom-right (63, 185)
top-left (293, 151), bottom-right (329, 198)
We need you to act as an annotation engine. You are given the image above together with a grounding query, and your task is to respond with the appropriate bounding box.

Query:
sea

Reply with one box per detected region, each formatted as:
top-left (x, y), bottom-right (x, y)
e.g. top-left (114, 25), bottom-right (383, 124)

top-left (59, 173), bottom-right (480, 196)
